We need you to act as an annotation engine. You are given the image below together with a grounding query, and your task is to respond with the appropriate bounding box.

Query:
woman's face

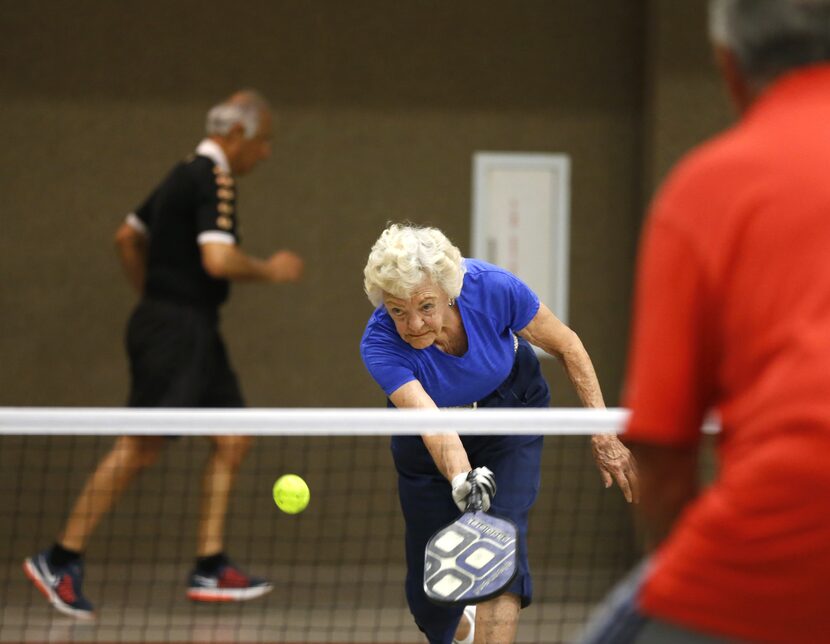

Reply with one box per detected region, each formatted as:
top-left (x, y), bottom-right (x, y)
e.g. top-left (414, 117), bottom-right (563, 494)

top-left (383, 280), bottom-right (452, 350)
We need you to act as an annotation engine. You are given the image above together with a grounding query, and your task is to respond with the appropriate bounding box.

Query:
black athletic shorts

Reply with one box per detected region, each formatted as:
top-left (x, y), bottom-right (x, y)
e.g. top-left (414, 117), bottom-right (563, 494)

top-left (126, 298), bottom-right (245, 408)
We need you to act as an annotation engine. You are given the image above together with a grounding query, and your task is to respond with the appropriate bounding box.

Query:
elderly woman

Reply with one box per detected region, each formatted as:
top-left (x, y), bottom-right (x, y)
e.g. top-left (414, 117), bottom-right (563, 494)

top-left (360, 224), bottom-right (637, 644)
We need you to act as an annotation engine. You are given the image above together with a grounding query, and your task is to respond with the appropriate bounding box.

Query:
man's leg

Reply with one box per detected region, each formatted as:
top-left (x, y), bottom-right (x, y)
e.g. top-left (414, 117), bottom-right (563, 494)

top-left (197, 435), bottom-right (251, 556)
top-left (62, 436), bottom-right (166, 551)
top-left (186, 434), bottom-right (272, 602)
top-left (24, 435), bottom-right (165, 618)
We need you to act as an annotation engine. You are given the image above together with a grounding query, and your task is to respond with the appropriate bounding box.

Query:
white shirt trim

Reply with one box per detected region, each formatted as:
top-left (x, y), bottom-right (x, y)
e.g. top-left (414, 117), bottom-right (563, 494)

top-left (198, 231), bottom-right (236, 246)
top-left (195, 139), bottom-right (231, 174)
top-left (125, 212), bottom-right (148, 235)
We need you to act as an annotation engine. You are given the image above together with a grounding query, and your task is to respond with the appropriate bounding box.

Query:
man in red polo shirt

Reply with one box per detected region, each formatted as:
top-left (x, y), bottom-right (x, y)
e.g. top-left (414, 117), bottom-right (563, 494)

top-left (581, 1), bottom-right (830, 642)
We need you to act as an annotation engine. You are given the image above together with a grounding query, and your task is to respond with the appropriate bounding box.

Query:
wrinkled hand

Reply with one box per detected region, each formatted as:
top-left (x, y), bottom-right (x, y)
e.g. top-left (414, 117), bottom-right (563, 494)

top-left (265, 250), bottom-right (304, 283)
top-left (591, 435), bottom-right (639, 503)
top-left (451, 466), bottom-right (497, 512)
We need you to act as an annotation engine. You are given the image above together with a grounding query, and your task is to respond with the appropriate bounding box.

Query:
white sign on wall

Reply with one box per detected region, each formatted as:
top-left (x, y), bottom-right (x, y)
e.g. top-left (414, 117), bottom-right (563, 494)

top-left (471, 153), bottom-right (571, 355)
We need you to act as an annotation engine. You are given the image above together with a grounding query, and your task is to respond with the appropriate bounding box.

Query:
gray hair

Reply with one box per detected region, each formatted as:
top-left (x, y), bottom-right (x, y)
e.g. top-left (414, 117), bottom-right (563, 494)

top-left (709, 0), bottom-right (830, 90)
top-left (205, 90), bottom-right (270, 139)
top-left (363, 224), bottom-right (466, 307)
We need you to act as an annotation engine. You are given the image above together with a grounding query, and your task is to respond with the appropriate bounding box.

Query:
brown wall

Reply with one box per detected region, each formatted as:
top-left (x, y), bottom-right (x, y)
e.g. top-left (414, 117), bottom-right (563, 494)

top-left (1, 0), bottom-right (648, 408)
top-left (645, 0), bottom-right (733, 191)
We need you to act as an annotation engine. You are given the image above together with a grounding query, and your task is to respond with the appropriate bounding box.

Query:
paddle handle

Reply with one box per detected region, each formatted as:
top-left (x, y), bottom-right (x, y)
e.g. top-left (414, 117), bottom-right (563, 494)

top-left (465, 471), bottom-right (483, 512)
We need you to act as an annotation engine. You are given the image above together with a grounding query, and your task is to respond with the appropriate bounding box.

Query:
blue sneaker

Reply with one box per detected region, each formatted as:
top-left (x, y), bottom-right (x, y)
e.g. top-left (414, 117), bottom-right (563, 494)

top-left (23, 550), bottom-right (94, 619)
top-left (186, 560), bottom-right (272, 602)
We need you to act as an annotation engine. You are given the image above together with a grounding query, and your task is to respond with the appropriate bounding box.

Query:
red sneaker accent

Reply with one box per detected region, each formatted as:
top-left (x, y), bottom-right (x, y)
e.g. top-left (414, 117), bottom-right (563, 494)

top-left (56, 575), bottom-right (77, 604)
top-left (218, 567), bottom-right (250, 588)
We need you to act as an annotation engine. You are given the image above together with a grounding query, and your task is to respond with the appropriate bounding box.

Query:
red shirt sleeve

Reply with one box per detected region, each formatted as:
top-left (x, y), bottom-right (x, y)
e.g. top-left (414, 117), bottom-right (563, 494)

top-left (622, 212), bottom-right (716, 447)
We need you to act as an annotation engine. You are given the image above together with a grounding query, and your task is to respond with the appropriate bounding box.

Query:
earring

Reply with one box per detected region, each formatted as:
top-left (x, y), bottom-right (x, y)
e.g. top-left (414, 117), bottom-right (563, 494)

top-left (448, 298), bottom-right (454, 307)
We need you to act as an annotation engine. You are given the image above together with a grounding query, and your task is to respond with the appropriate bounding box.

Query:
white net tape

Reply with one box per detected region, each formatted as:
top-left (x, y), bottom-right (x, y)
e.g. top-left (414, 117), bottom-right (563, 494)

top-left (0, 407), bottom-right (628, 436)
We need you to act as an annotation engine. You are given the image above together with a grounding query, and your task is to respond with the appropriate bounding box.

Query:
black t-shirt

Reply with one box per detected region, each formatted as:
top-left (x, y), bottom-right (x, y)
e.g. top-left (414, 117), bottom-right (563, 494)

top-left (134, 155), bottom-right (239, 308)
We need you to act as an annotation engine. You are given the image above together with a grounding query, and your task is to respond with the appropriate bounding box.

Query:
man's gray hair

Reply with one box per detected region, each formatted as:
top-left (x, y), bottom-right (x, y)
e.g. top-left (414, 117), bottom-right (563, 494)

top-left (205, 90), bottom-right (270, 139)
top-left (710, 0), bottom-right (830, 90)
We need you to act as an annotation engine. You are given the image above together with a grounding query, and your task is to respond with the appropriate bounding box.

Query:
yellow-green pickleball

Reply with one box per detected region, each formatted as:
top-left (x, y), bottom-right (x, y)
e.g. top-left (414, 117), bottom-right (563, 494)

top-left (272, 474), bottom-right (310, 514)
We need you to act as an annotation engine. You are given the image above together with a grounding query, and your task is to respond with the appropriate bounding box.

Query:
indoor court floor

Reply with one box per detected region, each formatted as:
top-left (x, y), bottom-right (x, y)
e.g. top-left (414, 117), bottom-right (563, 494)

top-left (1, 561), bottom-right (592, 643)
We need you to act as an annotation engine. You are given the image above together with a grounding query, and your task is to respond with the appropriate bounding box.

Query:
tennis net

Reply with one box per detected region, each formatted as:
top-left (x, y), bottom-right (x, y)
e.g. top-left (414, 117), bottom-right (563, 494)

top-left (0, 407), bottom-right (642, 643)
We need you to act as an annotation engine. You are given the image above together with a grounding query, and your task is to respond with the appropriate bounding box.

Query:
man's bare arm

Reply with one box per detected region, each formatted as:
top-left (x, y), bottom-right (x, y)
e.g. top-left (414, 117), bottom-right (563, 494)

top-left (201, 243), bottom-right (303, 283)
top-left (114, 222), bottom-right (148, 293)
top-left (627, 442), bottom-right (698, 549)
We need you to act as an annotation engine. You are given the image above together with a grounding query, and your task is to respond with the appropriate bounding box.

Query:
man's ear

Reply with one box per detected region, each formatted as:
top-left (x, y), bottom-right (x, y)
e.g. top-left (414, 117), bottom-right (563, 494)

top-left (713, 46), bottom-right (754, 114)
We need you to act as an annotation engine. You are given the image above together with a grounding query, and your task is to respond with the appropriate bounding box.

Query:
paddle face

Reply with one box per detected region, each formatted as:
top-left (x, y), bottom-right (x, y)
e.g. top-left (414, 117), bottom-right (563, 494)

top-left (424, 508), bottom-right (518, 605)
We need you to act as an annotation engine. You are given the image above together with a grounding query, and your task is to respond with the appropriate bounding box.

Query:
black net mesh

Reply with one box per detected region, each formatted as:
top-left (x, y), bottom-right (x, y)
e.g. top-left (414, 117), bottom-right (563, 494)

top-left (0, 432), bottom-right (640, 643)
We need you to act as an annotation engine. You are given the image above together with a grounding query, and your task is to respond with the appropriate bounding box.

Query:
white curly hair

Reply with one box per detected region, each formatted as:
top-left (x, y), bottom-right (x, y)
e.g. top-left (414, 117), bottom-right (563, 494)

top-left (363, 224), bottom-right (466, 307)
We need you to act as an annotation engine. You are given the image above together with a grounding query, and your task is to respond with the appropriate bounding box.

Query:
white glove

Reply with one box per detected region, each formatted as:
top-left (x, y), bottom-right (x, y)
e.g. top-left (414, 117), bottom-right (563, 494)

top-left (451, 466), bottom-right (497, 512)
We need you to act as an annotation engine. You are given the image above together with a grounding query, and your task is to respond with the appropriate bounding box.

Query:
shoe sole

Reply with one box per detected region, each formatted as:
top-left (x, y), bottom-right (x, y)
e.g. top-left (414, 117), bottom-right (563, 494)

top-left (23, 559), bottom-right (94, 620)
top-left (186, 584), bottom-right (273, 602)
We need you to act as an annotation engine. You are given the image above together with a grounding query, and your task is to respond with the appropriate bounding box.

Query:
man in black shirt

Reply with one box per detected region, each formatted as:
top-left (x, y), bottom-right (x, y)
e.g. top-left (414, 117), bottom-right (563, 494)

top-left (24, 90), bottom-right (303, 619)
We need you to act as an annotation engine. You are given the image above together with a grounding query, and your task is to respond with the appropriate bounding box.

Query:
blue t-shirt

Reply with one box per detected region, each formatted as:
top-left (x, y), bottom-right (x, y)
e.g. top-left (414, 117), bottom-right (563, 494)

top-left (360, 259), bottom-right (541, 407)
